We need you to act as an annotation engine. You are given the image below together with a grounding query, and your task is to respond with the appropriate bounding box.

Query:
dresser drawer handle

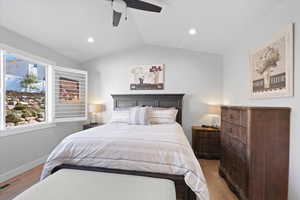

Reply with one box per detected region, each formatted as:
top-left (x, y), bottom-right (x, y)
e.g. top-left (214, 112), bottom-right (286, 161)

top-left (230, 114), bottom-right (234, 119)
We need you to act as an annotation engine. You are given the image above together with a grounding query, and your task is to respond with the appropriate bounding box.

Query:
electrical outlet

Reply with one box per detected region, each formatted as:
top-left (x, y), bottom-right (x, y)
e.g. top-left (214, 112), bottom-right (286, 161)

top-left (0, 183), bottom-right (10, 191)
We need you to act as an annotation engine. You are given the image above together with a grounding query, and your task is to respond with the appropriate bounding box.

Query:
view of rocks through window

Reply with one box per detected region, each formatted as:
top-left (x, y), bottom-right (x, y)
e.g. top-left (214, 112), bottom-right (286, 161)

top-left (5, 55), bottom-right (46, 127)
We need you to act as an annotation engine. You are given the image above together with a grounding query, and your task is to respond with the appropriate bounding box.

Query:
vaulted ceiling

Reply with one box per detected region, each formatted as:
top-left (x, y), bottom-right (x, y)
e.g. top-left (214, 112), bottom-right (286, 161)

top-left (0, 0), bottom-right (285, 63)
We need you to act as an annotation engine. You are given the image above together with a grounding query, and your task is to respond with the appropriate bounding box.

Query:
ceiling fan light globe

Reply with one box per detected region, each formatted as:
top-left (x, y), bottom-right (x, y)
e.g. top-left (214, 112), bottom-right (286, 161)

top-left (113, 0), bottom-right (127, 13)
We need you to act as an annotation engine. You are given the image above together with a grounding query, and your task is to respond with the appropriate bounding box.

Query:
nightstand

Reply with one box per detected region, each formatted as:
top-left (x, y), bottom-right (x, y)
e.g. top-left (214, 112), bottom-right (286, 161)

top-left (192, 126), bottom-right (221, 159)
top-left (83, 123), bottom-right (103, 130)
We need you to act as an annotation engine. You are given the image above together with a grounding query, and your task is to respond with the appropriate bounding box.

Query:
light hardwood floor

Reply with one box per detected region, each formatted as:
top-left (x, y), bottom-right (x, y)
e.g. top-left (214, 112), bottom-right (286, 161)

top-left (0, 164), bottom-right (43, 200)
top-left (0, 160), bottom-right (237, 200)
top-left (200, 160), bottom-right (238, 200)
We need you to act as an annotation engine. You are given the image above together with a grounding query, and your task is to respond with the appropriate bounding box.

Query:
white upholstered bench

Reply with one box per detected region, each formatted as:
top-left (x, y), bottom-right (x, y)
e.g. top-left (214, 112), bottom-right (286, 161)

top-left (13, 169), bottom-right (176, 200)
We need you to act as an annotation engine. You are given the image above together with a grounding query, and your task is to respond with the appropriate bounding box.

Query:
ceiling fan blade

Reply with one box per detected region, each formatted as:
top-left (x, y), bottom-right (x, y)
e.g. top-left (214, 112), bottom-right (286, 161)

top-left (113, 10), bottom-right (122, 27)
top-left (124, 0), bottom-right (162, 13)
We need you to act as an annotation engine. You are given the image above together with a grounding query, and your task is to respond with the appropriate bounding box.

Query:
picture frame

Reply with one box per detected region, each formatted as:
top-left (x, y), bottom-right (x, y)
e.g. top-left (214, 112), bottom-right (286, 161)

top-left (130, 64), bottom-right (165, 90)
top-left (249, 23), bottom-right (294, 99)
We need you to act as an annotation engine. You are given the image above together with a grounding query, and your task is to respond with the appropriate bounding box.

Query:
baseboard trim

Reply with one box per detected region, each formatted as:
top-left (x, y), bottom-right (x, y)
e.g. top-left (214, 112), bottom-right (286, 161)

top-left (0, 155), bottom-right (48, 183)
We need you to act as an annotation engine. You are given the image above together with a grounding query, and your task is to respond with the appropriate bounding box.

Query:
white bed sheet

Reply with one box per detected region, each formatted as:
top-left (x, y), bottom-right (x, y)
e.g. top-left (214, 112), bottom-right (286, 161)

top-left (41, 123), bottom-right (209, 200)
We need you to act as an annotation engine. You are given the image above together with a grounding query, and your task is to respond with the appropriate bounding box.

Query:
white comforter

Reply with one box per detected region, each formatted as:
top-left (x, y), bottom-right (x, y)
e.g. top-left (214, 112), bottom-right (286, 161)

top-left (41, 123), bottom-right (209, 200)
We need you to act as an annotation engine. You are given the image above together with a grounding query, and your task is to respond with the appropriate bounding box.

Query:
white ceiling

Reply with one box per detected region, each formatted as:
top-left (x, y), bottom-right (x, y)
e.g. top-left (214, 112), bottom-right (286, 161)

top-left (0, 0), bottom-right (285, 63)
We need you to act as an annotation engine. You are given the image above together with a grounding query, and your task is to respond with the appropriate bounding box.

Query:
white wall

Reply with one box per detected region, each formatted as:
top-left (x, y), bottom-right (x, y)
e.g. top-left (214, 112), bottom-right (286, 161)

top-left (222, 1), bottom-right (300, 199)
top-left (0, 25), bottom-right (83, 182)
top-left (83, 45), bottom-right (223, 142)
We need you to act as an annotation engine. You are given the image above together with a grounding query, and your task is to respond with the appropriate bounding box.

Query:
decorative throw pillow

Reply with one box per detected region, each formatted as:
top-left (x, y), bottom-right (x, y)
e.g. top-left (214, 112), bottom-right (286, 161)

top-left (111, 110), bottom-right (130, 123)
top-left (148, 108), bottom-right (178, 124)
top-left (129, 107), bottom-right (149, 125)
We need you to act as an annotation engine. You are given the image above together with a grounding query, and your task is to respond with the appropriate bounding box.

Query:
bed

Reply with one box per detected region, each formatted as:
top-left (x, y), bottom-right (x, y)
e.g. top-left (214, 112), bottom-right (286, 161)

top-left (41, 94), bottom-right (209, 200)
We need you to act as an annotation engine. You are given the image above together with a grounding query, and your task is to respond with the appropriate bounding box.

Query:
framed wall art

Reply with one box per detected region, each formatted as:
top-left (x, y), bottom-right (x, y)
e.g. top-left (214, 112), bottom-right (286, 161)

top-left (130, 64), bottom-right (165, 90)
top-left (249, 23), bottom-right (294, 99)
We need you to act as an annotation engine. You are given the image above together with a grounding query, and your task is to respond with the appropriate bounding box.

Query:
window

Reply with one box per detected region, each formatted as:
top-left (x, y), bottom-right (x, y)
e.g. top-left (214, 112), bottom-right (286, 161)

top-left (4, 53), bottom-right (47, 128)
top-left (0, 45), bottom-right (87, 134)
top-left (53, 66), bottom-right (87, 122)
top-left (59, 77), bottom-right (80, 103)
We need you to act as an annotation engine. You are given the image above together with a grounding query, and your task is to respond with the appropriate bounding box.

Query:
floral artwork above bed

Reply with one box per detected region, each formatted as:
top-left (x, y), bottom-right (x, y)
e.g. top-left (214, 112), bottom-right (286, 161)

top-left (130, 64), bottom-right (165, 90)
top-left (249, 24), bottom-right (294, 99)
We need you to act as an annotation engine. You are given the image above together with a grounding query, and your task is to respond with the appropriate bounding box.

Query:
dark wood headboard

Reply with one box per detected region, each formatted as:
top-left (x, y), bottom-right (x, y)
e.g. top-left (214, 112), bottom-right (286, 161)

top-left (111, 94), bottom-right (185, 124)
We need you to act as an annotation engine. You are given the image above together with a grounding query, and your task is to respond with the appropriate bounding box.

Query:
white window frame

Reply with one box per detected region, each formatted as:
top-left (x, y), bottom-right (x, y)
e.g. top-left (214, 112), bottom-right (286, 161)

top-left (0, 50), bottom-right (5, 130)
top-left (0, 44), bottom-right (55, 136)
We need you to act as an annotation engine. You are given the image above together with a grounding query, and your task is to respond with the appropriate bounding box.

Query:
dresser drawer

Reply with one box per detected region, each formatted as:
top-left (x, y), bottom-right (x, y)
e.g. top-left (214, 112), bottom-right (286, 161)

top-left (232, 138), bottom-right (247, 161)
top-left (222, 108), bottom-right (248, 127)
top-left (234, 157), bottom-right (248, 196)
top-left (221, 107), bottom-right (230, 121)
top-left (222, 121), bottom-right (247, 144)
top-left (228, 109), bottom-right (241, 123)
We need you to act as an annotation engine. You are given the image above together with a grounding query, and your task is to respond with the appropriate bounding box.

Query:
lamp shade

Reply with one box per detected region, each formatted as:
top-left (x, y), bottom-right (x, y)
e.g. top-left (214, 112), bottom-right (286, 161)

top-left (88, 104), bottom-right (103, 113)
top-left (208, 104), bottom-right (221, 115)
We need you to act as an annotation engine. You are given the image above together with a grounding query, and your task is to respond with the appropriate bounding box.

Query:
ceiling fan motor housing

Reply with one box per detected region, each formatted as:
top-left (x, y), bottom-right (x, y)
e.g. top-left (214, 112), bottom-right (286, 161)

top-left (111, 0), bottom-right (162, 27)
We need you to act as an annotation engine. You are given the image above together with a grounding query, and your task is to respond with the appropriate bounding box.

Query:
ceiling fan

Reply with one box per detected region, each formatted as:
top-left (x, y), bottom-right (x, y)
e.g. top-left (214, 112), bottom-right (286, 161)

top-left (107, 0), bottom-right (162, 27)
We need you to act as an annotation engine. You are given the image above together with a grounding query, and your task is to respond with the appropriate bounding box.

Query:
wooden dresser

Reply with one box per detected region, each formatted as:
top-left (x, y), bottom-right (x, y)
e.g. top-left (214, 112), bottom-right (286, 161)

top-left (219, 106), bottom-right (290, 200)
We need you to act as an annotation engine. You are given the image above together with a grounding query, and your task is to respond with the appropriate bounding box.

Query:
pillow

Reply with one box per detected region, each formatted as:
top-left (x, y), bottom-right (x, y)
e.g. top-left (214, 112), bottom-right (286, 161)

top-left (111, 110), bottom-right (130, 123)
top-left (129, 107), bottom-right (149, 125)
top-left (148, 108), bottom-right (178, 124)
top-left (151, 107), bottom-right (176, 110)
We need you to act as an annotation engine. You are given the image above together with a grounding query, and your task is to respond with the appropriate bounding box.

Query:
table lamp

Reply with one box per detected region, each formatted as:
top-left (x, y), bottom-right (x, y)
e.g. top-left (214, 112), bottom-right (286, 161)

top-left (88, 104), bottom-right (103, 124)
top-left (208, 104), bottom-right (221, 128)
top-left (201, 104), bottom-right (221, 128)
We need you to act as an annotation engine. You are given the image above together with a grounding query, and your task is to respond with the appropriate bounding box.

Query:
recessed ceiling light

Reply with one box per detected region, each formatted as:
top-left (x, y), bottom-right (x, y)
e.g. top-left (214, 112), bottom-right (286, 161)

top-left (189, 28), bottom-right (197, 35)
top-left (87, 37), bottom-right (95, 43)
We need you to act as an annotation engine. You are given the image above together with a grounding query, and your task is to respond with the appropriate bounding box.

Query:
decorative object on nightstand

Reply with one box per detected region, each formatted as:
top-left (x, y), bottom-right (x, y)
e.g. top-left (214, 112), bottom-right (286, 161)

top-left (201, 104), bottom-right (221, 128)
top-left (83, 123), bottom-right (103, 130)
top-left (192, 126), bottom-right (221, 159)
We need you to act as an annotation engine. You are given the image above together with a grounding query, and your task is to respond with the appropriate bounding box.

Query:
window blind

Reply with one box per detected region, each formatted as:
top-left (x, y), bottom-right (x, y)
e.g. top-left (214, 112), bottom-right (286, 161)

top-left (53, 66), bottom-right (87, 122)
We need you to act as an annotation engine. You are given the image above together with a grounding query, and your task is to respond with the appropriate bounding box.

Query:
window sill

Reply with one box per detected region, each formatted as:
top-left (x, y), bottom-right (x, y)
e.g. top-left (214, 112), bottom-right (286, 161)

top-left (0, 123), bottom-right (56, 138)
